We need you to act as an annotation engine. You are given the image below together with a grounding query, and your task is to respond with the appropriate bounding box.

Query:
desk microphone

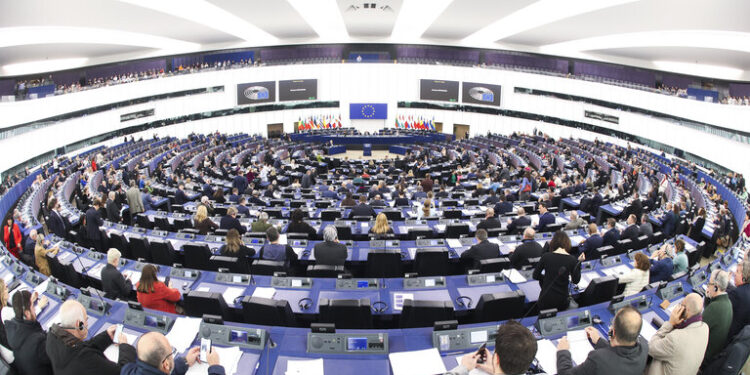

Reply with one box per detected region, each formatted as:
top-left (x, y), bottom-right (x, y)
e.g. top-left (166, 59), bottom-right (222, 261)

top-left (74, 249), bottom-right (110, 315)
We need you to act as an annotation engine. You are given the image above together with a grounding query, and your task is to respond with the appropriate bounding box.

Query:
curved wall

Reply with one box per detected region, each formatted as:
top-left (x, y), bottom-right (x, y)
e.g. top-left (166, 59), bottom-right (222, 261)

top-left (2, 63), bottom-right (749, 177)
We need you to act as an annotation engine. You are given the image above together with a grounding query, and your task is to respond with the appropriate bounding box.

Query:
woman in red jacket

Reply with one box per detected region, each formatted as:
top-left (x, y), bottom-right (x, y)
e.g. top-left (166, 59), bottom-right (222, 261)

top-left (136, 264), bottom-right (181, 313)
top-left (2, 218), bottom-right (22, 258)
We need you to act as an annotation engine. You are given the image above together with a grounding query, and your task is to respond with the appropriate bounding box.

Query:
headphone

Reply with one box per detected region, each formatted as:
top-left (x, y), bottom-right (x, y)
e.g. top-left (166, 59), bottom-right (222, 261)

top-left (61, 321), bottom-right (85, 331)
top-left (455, 296), bottom-right (473, 309)
top-left (372, 301), bottom-right (388, 313)
top-left (298, 298), bottom-right (312, 310)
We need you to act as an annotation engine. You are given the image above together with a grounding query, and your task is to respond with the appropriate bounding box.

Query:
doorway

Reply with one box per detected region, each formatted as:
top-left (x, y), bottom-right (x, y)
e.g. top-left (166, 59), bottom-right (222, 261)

top-left (434, 122), bottom-right (443, 133)
top-left (453, 124), bottom-right (470, 140)
top-left (267, 123), bottom-right (283, 138)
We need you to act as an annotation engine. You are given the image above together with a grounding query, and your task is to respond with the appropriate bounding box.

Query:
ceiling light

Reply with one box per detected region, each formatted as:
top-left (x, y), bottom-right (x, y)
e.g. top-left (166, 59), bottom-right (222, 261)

top-left (463, 0), bottom-right (638, 45)
top-left (287, 0), bottom-right (348, 40)
top-left (2, 57), bottom-right (89, 76)
top-left (653, 60), bottom-right (744, 80)
top-left (0, 26), bottom-right (199, 51)
top-left (540, 30), bottom-right (750, 54)
top-left (391, 0), bottom-right (453, 40)
top-left (117, 0), bottom-right (277, 43)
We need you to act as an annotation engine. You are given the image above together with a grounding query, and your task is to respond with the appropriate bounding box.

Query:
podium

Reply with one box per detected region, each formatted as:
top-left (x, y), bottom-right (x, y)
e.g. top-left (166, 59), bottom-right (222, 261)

top-left (363, 143), bottom-right (372, 156)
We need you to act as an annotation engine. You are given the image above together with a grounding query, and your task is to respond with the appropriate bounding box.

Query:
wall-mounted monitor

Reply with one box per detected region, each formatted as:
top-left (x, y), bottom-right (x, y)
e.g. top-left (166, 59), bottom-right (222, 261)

top-left (279, 79), bottom-right (317, 101)
top-left (237, 81), bottom-right (276, 105)
top-left (420, 79), bottom-right (459, 102)
top-left (462, 82), bottom-right (501, 106)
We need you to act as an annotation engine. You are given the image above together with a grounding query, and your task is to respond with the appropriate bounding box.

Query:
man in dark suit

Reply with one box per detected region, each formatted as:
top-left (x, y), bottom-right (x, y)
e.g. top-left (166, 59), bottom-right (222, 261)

top-left (506, 207), bottom-right (531, 235)
top-left (482, 190), bottom-right (499, 206)
top-left (639, 214), bottom-right (653, 237)
top-left (624, 192), bottom-right (643, 219)
top-left (322, 186), bottom-right (339, 199)
top-left (227, 188), bottom-right (240, 203)
top-left (349, 195), bottom-right (376, 218)
top-left (85, 198), bottom-right (105, 251)
top-left (236, 198), bottom-right (250, 216)
top-left (590, 191), bottom-right (603, 215)
top-left (394, 190), bottom-right (410, 207)
top-left (660, 202), bottom-right (678, 236)
top-left (105, 191), bottom-right (120, 223)
top-left (313, 226), bottom-right (348, 266)
top-left (219, 206), bottom-right (246, 234)
top-left (233, 173), bottom-right (248, 194)
top-left (174, 184), bottom-right (188, 205)
top-left (536, 202), bottom-right (556, 232)
top-left (101, 248), bottom-right (132, 300)
top-left (460, 229), bottom-right (499, 267)
top-left (621, 214), bottom-right (640, 242)
top-left (46, 198), bottom-right (68, 238)
top-left (477, 208), bottom-right (502, 231)
top-left (509, 227), bottom-right (543, 269)
top-left (249, 190), bottom-right (266, 206)
top-left (602, 218), bottom-right (620, 247)
top-left (371, 194), bottom-right (386, 207)
top-left (301, 170), bottom-right (313, 189)
top-left (493, 194), bottom-right (513, 216)
top-left (22, 229), bottom-right (38, 266)
top-left (579, 223), bottom-right (604, 260)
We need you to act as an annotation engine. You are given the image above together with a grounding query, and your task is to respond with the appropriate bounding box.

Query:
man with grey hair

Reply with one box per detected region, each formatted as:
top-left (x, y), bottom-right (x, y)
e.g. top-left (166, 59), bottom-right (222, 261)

top-left (728, 260), bottom-right (750, 339)
top-left (477, 208), bottom-right (501, 231)
top-left (101, 248), bottom-right (132, 300)
top-left (220, 206), bottom-right (246, 234)
top-left (21, 228), bottom-right (38, 265)
top-left (106, 190), bottom-right (121, 223)
top-left (647, 293), bottom-right (709, 375)
top-left (313, 225), bottom-right (348, 266)
top-left (46, 300), bottom-right (135, 375)
top-left (126, 180), bottom-right (144, 221)
top-left (250, 211), bottom-right (271, 233)
top-left (461, 229), bottom-right (500, 268)
top-left (509, 227), bottom-right (544, 269)
top-left (564, 211), bottom-right (586, 230)
top-left (506, 207), bottom-right (531, 235)
top-left (121, 331), bottom-right (223, 375)
top-left (702, 269), bottom-right (733, 363)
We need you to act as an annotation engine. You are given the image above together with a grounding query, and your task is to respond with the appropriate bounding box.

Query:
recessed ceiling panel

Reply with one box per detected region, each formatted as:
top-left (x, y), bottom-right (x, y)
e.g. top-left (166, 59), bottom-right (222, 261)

top-left (423, 0), bottom-right (535, 40)
top-left (339, 0), bottom-right (401, 37)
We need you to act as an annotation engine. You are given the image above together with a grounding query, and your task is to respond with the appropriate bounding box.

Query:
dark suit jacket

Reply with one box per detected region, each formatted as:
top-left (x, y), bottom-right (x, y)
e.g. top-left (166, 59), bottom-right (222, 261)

top-left (47, 210), bottom-right (68, 238)
top-left (510, 240), bottom-right (543, 269)
top-left (194, 218), bottom-right (219, 235)
top-left (460, 240), bottom-right (499, 265)
top-left (621, 224), bottom-right (640, 242)
top-left (286, 221), bottom-right (318, 239)
top-left (174, 189), bottom-right (188, 205)
top-left (101, 263), bottom-right (132, 300)
top-left (349, 203), bottom-right (376, 218)
top-left (219, 215), bottom-right (246, 234)
top-left (85, 207), bottom-right (103, 240)
top-left (313, 241), bottom-right (348, 266)
top-left (507, 216), bottom-right (531, 235)
top-left (394, 197), bottom-right (410, 207)
top-left (537, 212), bottom-right (556, 232)
top-left (105, 200), bottom-right (120, 222)
top-left (602, 228), bottom-right (620, 247)
top-left (580, 234), bottom-right (604, 260)
top-left (627, 199), bottom-right (643, 219)
top-left (476, 217), bottom-right (502, 231)
top-left (494, 201), bottom-right (514, 215)
top-left (639, 222), bottom-right (653, 237)
top-left (661, 211), bottom-right (677, 236)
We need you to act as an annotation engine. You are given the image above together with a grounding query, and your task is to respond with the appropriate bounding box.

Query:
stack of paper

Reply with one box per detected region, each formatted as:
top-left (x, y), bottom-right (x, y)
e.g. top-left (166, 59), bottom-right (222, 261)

top-left (221, 287), bottom-right (246, 305)
top-left (187, 346), bottom-right (243, 375)
top-left (103, 331), bottom-right (139, 362)
top-left (34, 279), bottom-right (50, 295)
top-left (389, 348), bottom-right (446, 375)
top-left (166, 317), bottom-right (201, 353)
top-left (535, 339), bottom-right (558, 374)
top-left (88, 263), bottom-right (106, 277)
top-left (600, 265), bottom-right (631, 277)
top-left (502, 268), bottom-right (527, 283)
top-left (446, 239), bottom-right (463, 248)
top-left (454, 355), bottom-right (492, 375)
top-left (566, 329), bottom-right (594, 365)
top-left (286, 358), bottom-right (324, 375)
top-left (640, 318), bottom-right (658, 341)
top-left (392, 293), bottom-right (414, 311)
top-left (252, 287), bottom-right (276, 299)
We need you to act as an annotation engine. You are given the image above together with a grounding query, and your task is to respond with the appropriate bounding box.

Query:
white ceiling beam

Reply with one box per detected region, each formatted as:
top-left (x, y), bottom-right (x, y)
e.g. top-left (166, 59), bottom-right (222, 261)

top-left (463, 0), bottom-right (639, 45)
top-left (0, 26), bottom-right (199, 50)
top-left (540, 30), bottom-right (750, 54)
top-left (286, 0), bottom-right (348, 40)
top-left (118, 0), bottom-right (277, 43)
top-left (391, 0), bottom-right (453, 40)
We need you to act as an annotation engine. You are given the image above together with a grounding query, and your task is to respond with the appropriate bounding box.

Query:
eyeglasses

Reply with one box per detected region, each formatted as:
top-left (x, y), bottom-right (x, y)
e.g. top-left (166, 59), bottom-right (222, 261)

top-left (162, 346), bottom-right (177, 364)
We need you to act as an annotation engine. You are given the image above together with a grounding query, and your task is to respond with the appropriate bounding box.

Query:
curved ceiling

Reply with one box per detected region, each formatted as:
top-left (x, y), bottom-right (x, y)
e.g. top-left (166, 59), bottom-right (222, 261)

top-left (1, 0), bottom-right (748, 80)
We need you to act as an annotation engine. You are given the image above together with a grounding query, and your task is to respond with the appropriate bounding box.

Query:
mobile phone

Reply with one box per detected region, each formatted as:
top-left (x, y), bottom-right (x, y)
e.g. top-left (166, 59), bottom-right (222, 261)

top-left (113, 324), bottom-right (123, 342)
top-left (679, 305), bottom-right (687, 320)
top-left (200, 338), bottom-right (211, 363)
top-left (476, 343), bottom-right (487, 364)
top-left (164, 276), bottom-right (171, 287)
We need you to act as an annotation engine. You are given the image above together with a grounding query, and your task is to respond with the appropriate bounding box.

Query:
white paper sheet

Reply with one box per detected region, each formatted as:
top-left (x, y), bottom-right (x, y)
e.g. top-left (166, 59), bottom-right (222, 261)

top-left (34, 279), bottom-right (50, 295)
top-left (392, 293), bottom-right (414, 311)
top-left (196, 287), bottom-right (210, 292)
top-left (221, 287), bottom-right (246, 304)
top-left (166, 317), bottom-right (201, 353)
top-left (103, 332), bottom-right (139, 362)
top-left (454, 355), bottom-right (492, 375)
top-left (187, 346), bottom-right (243, 375)
top-left (446, 239), bottom-right (463, 248)
top-left (286, 358), bottom-right (324, 375)
top-left (566, 329), bottom-right (594, 365)
top-left (389, 348), bottom-right (446, 375)
top-left (640, 317), bottom-right (658, 341)
top-left (252, 287), bottom-right (276, 299)
top-left (600, 265), bottom-right (631, 277)
top-left (502, 268), bottom-right (527, 283)
top-left (535, 339), bottom-right (558, 375)
top-left (88, 263), bottom-right (106, 277)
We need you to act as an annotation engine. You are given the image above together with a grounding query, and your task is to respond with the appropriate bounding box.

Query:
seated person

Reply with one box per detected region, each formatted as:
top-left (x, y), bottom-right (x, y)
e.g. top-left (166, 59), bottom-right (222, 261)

top-left (509, 227), bottom-right (543, 269)
top-left (619, 252), bottom-right (651, 297)
top-left (460, 229), bottom-right (500, 267)
top-left (659, 239), bottom-right (688, 274)
top-left (493, 193), bottom-right (513, 216)
top-left (236, 197), bottom-right (250, 216)
top-left (506, 207), bottom-right (531, 235)
top-left (321, 186), bottom-right (339, 199)
top-left (450, 321), bottom-right (537, 375)
top-left (34, 236), bottom-right (59, 276)
top-left (174, 184), bottom-right (188, 205)
top-left (220, 206), bottom-right (247, 234)
top-left (564, 210), bottom-right (586, 230)
top-left (621, 214), bottom-right (640, 242)
top-left (394, 190), bottom-right (410, 207)
top-left (536, 202), bottom-right (556, 232)
top-left (369, 213), bottom-right (394, 238)
top-left (136, 264), bottom-right (181, 314)
top-left (313, 226), bottom-right (348, 266)
top-left (193, 205), bottom-right (218, 235)
top-left (579, 223), bottom-right (604, 260)
top-left (370, 194), bottom-right (386, 207)
top-left (649, 246), bottom-right (674, 283)
top-left (259, 227), bottom-right (298, 264)
top-left (639, 214), bottom-right (653, 237)
top-left (248, 190), bottom-right (266, 206)
top-left (101, 248), bottom-right (132, 300)
top-left (340, 192), bottom-right (356, 207)
top-left (602, 218), bottom-right (621, 247)
top-left (476, 208), bottom-right (501, 231)
top-left (227, 188), bottom-right (240, 203)
top-left (349, 195), bottom-right (376, 218)
top-left (285, 208), bottom-right (317, 239)
top-left (250, 212), bottom-right (272, 233)
top-left (219, 229), bottom-right (256, 259)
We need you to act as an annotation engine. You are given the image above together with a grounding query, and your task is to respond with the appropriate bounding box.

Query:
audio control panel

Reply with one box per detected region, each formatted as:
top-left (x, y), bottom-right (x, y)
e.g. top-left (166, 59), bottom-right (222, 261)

top-left (124, 307), bottom-right (173, 334)
top-left (272, 276), bottom-right (312, 289)
top-left (199, 322), bottom-right (266, 350)
top-left (535, 310), bottom-right (592, 337)
top-left (214, 272), bottom-right (251, 285)
top-left (601, 256), bottom-right (623, 267)
top-left (404, 276), bottom-right (446, 289)
top-left (609, 294), bottom-right (650, 313)
top-left (416, 239), bottom-right (445, 247)
top-left (170, 268), bottom-right (201, 281)
top-left (657, 282), bottom-right (685, 301)
top-left (85, 251), bottom-right (104, 261)
top-left (307, 333), bottom-right (388, 354)
top-left (336, 278), bottom-right (379, 290)
top-left (432, 325), bottom-right (498, 352)
top-left (467, 272), bottom-right (505, 286)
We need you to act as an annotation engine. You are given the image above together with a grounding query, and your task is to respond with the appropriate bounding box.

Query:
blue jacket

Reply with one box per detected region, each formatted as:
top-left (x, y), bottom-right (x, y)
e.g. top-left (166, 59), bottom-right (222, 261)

top-left (121, 358), bottom-right (225, 375)
top-left (649, 257), bottom-right (674, 283)
top-left (537, 212), bottom-right (556, 232)
top-left (661, 211), bottom-right (677, 236)
top-left (728, 283), bottom-right (750, 339)
top-left (603, 228), bottom-right (620, 247)
top-left (580, 234), bottom-right (603, 260)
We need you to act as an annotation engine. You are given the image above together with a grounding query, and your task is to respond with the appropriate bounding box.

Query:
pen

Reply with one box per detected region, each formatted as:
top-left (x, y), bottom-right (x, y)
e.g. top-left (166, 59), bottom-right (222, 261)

top-left (253, 362), bottom-right (260, 375)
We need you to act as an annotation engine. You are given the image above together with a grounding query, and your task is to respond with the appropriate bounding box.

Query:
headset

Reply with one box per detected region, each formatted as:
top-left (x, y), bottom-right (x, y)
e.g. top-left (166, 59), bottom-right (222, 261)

top-left (298, 298), bottom-right (312, 310)
top-left (371, 301), bottom-right (388, 313)
top-left (61, 321), bottom-right (85, 331)
top-left (455, 296), bottom-right (473, 309)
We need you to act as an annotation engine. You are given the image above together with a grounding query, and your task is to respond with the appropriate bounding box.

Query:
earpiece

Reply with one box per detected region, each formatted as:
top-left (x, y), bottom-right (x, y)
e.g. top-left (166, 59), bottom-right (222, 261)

top-left (298, 298), bottom-right (312, 310)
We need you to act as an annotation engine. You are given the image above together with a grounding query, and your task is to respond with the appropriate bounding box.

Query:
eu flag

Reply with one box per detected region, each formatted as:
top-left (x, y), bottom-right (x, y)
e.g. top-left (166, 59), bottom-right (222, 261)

top-left (349, 103), bottom-right (387, 119)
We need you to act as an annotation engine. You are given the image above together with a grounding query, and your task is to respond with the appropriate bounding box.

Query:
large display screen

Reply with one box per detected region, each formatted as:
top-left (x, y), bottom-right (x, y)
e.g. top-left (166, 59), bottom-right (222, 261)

top-left (279, 79), bottom-right (318, 101)
top-left (237, 81), bottom-right (276, 105)
top-left (420, 79), bottom-right (459, 102)
top-left (462, 82), bottom-right (502, 106)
